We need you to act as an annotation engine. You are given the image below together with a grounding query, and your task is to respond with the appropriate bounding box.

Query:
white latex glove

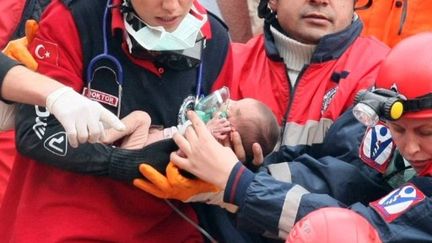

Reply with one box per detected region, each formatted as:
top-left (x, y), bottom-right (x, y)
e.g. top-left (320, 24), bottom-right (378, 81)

top-left (46, 87), bottom-right (125, 148)
top-left (0, 101), bottom-right (17, 131)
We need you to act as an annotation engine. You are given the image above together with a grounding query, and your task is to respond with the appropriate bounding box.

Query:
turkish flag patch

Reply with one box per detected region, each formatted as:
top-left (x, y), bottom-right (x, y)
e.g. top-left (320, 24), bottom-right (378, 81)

top-left (31, 38), bottom-right (59, 66)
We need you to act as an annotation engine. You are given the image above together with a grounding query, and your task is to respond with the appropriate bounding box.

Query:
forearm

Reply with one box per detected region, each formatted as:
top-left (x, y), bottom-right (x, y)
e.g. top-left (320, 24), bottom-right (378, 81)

top-left (15, 103), bottom-right (176, 181)
top-left (15, 103), bottom-right (113, 174)
top-left (223, 157), bottom-right (392, 238)
top-left (268, 155), bottom-right (392, 205)
top-left (1, 64), bottom-right (64, 105)
top-left (223, 163), bottom-right (310, 237)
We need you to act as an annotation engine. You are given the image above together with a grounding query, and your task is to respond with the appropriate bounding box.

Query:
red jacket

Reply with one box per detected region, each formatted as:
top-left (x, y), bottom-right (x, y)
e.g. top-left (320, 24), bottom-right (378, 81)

top-left (0, 0), bottom-right (26, 208)
top-left (0, 0), bottom-right (52, 208)
top-left (214, 19), bottom-right (390, 147)
top-left (0, 0), bottom-right (26, 48)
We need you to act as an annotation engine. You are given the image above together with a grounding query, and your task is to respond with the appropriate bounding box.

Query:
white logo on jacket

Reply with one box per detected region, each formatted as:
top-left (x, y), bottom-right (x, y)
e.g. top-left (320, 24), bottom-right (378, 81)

top-left (378, 185), bottom-right (419, 213)
top-left (43, 132), bottom-right (68, 156)
top-left (360, 123), bottom-right (395, 173)
top-left (32, 105), bottom-right (50, 139)
top-left (321, 87), bottom-right (338, 114)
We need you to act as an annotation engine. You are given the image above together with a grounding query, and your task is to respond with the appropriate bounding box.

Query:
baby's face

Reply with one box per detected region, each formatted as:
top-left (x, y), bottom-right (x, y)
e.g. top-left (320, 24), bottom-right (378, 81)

top-left (225, 99), bottom-right (258, 126)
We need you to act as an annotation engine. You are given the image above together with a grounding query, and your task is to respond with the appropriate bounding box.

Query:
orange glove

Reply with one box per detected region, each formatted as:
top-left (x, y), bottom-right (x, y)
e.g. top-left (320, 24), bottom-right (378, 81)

top-left (2, 19), bottom-right (39, 71)
top-left (133, 162), bottom-right (220, 202)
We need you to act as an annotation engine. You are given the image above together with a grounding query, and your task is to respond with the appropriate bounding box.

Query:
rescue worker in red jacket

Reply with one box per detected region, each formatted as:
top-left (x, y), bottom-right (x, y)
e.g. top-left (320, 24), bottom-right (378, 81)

top-left (0, 0), bottom-right (231, 242)
top-left (168, 32), bottom-right (432, 242)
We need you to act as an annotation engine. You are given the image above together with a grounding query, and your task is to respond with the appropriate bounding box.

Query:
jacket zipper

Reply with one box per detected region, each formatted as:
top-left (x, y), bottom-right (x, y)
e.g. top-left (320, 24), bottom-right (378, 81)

top-left (279, 64), bottom-right (309, 145)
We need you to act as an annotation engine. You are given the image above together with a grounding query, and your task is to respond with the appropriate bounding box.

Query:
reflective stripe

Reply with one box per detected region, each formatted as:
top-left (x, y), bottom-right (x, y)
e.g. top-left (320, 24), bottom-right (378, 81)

top-left (268, 162), bottom-right (291, 183)
top-left (281, 118), bottom-right (334, 146)
top-left (278, 185), bottom-right (309, 238)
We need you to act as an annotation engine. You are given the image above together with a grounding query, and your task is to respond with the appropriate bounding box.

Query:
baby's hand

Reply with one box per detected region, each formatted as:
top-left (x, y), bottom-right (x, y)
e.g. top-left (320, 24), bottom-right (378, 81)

top-left (206, 113), bottom-right (231, 141)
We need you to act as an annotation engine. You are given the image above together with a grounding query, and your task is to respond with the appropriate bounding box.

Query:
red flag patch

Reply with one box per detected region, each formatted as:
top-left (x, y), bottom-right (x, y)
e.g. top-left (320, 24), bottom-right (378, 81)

top-left (31, 38), bottom-right (59, 66)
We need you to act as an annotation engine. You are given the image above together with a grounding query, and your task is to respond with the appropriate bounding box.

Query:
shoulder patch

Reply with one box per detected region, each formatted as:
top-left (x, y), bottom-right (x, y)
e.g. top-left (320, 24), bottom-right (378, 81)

top-left (370, 183), bottom-right (426, 222)
top-left (359, 123), bottom-right (395, 173)
top-left (31, 37), bottom-right (59, 66)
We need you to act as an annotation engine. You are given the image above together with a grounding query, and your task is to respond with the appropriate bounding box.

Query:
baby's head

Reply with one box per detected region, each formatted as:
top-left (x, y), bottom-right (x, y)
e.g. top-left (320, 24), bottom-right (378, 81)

top-left (227, 98), bottom-right (280, 161)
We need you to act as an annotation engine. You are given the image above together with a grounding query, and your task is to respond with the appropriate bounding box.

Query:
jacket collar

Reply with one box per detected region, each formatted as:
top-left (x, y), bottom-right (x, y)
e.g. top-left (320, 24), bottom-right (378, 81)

top-left (264, 15), bottom-right (363, 63)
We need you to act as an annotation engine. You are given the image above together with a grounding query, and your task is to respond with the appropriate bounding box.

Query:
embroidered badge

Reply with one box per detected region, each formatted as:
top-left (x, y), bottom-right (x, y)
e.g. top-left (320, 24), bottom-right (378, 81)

top-left (31, 38), bottom-right (59, 66)
top-left (360, 123), bottom-right (395, 173)
top-left (82, 87), bottom-right (119, 107)
top-left (321, 87), bottom-right (338, 114)
top-left (370, 183), bottom-right (426, 222)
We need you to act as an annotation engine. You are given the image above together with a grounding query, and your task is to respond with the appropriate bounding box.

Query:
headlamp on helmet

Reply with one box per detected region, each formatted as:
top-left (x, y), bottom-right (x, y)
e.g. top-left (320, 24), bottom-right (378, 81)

top-left (353, 88), bottom-right (404, 126)
top-left (353, 88), bottom-right (432, 127)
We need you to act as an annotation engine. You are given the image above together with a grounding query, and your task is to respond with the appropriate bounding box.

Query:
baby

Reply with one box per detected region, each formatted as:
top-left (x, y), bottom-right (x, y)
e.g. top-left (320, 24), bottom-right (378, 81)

top-left (103, 92), bottom-right (280, 161)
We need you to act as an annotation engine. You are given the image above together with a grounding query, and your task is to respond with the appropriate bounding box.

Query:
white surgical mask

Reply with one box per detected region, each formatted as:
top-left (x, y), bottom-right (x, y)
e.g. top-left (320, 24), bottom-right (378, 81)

top-left (124, 11), bottom-right (207, 51)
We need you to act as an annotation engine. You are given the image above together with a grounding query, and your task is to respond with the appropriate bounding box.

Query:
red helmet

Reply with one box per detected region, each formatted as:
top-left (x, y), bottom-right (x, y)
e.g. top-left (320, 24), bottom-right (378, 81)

top-left (286, 208), bottom-right (381, 243)
top-left (375, 32), bottom-right (432, 119)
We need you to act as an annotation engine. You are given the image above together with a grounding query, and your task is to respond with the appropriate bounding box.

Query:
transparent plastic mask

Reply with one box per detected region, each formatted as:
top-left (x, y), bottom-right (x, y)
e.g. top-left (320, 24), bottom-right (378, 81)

top-left (194, 86), bottom-right (230, 123)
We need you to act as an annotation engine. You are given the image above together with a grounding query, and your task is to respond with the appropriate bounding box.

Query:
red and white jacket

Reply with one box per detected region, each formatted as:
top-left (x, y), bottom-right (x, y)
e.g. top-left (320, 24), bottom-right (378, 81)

top-left (214, 18), bottom-right (389, 148)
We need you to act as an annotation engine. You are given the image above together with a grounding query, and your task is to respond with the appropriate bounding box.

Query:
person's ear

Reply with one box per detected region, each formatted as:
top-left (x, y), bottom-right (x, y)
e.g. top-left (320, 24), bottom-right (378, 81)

top-left (268, 0), bottom-right (278, 11)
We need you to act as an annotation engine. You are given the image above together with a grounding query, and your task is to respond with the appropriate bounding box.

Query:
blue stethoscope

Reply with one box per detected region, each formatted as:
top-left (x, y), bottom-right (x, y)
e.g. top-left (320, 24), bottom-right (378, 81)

top-left (86, 0), bottom-right (204, 118)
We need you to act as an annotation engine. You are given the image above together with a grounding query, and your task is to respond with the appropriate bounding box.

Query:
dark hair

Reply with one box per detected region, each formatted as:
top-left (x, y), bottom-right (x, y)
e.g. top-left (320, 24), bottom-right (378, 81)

top-left (233, 100), bottom-right (280, 161)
